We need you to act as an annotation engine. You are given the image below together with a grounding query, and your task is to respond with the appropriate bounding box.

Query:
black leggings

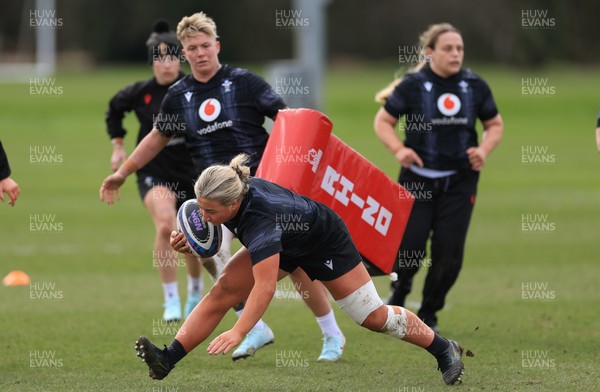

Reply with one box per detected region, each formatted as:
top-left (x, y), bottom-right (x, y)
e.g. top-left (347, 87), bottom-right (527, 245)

top-left (389, 168), bottom-right (479, 322)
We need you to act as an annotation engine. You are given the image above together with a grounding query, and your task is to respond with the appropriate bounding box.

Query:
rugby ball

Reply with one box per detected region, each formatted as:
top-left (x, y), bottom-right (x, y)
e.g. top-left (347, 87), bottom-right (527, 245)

top-left (176, 199), bottom-right (222, 258)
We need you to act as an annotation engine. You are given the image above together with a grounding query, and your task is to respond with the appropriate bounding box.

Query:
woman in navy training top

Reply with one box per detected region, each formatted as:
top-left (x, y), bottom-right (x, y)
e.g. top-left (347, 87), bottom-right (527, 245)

top-left (374, 23), bottom-right (503, 332)
top-left (134, 154), bottom-right (466, 386)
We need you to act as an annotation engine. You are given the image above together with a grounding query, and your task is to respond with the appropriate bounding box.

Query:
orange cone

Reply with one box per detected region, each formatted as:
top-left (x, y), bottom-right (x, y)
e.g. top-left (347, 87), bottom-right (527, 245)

top-left (3, 270), bottom-right (31, 286)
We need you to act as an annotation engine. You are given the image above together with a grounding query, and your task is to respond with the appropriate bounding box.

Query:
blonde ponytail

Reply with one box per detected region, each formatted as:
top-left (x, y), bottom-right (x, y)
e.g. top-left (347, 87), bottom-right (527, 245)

top-left (194, 154), bottom-right (250, 205)
top-left (375, 78), bottom-right (402, 103)
top-left (229, 154), bottom-right (251, 184)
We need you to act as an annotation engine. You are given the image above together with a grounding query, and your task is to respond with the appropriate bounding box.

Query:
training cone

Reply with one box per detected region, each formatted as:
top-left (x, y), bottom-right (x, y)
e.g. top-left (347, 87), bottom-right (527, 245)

top-left (3, 270), bottom-right (31, 286)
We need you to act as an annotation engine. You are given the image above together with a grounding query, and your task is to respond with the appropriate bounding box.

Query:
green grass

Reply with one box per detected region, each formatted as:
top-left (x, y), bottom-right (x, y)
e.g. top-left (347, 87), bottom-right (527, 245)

top-left (1, 64), bottom-right (599, 391)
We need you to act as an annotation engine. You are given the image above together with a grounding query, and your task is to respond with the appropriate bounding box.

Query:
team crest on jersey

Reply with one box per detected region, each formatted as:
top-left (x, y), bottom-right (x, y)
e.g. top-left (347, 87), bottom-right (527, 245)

top-left (222, 79), bottom-right (232, 93)
top-left (198, 98), bottom-right (222, 122)
top-left (437, 93), bottom-right (461, 116)
top-left (459, 80), bottom-right (469, 93)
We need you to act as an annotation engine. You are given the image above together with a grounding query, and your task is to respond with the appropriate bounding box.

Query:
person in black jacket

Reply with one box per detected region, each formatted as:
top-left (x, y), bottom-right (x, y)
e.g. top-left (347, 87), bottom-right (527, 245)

top-left (374, 23), bottom-right (503, 332)
top-left (0, 140), bottom-right (20, 207)
top-left (105, 20), bottom-right (206, 323)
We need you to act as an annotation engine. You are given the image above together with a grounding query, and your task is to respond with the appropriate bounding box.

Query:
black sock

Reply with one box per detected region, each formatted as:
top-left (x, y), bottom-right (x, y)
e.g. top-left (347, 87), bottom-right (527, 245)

top-left (426, 334), bottom-right (449, 357)
top-left (166, 339), bottom-right (188, 366)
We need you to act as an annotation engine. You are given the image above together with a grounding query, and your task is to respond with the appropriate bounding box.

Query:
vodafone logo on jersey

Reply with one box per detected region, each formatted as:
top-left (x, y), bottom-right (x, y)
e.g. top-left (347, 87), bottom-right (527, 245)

top-left (437, 93), bottom-right (461, 116)
top-left (198, 98), bottom-right (221, 122)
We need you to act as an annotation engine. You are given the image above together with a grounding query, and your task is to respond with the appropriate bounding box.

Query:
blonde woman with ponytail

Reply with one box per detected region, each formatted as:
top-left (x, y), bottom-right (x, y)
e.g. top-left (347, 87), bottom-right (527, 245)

top-left (134, 154), bottom-right (466, 386)
top-left (374, 23), bottom-right (503, 333)
top-left (102, 11), bottom-right (348, 363)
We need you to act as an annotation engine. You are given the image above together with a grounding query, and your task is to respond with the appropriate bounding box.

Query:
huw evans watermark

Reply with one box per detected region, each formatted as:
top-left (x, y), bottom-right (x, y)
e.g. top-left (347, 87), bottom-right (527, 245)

top-left (400, 181), bottom-right (432, 202)
top-left (145, 179), bottom-right (188, 201)
top-left (29, 350), bottom-right (63, 367)
top-left (521, 78), bottom-right (556, 97)
top-left (521, 9), bottom-right (556, 29)
top-left (275, 146), bottom-right (322, 173)
top-left (398, 45), bottom-right (430, 64)
top-left (521, 282), bottom-right (556, 301)
top-left (521, 213), bottom-right (556, 234)
top-left (152, 250), bottom-right (185, 269)
top-left (30, 282), bottom-right (63, 300)
top-left (275, 9), bottom-right (309, 29)
top-left (29, 213), bottom-right (63, 233)
top-left (521, 145), bottom-right (556, 165)
top-left (275, 77), bottom-right (310, 98)
top-left (400, 114), bottom-right (433, 135)
top-left (29, 78), bottom-right (63, 97)
top-left (29, 145), bottom-right (64, 165)
top-left (397, 250), bottom-right (432, 269)
top-left (29, 9), bottom-right (63, 29)
top-left (275, 280), bottom-right (309, 300)
top-left (275, 213), bottom-right (310, 234)
top-left (275, 350), bottom-right (309, 367)
top-left (152, 319), bottom-right (180, 336)
top-left (521, 350), bottom-right (556, 369)
top-left (154, 113), bottom-right (187, 134)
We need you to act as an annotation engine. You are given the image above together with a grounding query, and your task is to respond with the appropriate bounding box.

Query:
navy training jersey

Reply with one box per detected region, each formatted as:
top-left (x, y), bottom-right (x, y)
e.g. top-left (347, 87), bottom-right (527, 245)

top-left (384, 65), bottom-right (499, 171)
top-left (224, 178), bottom-right (338, 265)
top-left (155, 65), bottom-right (286, 174)
top-left (105, 73), bottom-right (196, 182)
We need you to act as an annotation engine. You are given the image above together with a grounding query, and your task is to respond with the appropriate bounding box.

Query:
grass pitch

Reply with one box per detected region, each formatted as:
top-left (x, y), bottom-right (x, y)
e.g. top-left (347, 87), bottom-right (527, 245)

top-left (0, 64), bottom-right (599, 391)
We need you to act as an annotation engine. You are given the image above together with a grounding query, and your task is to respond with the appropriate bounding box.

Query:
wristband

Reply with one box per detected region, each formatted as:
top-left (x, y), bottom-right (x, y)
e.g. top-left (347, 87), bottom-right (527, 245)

top-left (111, 138), bottom-right (124, 146)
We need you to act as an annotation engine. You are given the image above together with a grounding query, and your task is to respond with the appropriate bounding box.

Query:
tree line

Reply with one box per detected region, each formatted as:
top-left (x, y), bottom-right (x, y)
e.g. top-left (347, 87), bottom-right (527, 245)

top-left (0, 0), bottom-right (597, 66)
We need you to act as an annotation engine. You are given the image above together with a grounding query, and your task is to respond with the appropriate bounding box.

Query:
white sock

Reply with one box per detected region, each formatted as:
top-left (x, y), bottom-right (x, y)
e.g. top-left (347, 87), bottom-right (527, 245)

top-left (162, 281), bottom-right (179, 302)
top-left (316, 309), bottom-right (343, 337)
top-left (187, 275), bottom-right (203, 297)
top-left (235, 309), bottom-right (267, 330)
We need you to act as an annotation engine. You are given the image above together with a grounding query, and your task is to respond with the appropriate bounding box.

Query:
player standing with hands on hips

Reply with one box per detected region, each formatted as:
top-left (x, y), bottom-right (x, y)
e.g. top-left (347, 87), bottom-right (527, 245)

top-left (133, 154), bottom-right (466, 385)
top-left (374, 23), bottom-right (503, 332)
top-left (100, 12), bottom-right (346, 362)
